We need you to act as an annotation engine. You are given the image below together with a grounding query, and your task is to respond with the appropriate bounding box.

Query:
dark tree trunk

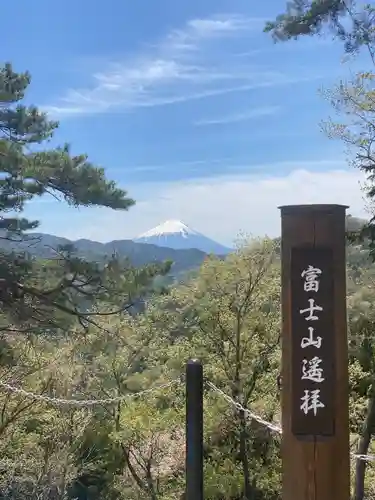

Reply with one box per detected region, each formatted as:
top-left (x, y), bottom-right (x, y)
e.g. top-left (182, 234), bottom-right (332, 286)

top-left (353, 388), bottom-right (375, 500)
top-left (239, 409), bottom-right (253, 500)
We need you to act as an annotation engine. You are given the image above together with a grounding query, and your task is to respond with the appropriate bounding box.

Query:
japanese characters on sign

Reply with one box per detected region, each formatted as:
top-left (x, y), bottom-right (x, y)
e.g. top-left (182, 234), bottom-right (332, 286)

top-left (290, 247), bottom-right (335, 437)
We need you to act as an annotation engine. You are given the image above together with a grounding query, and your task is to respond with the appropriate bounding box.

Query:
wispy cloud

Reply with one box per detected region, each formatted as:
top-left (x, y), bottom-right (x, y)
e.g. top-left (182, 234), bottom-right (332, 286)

top-left (108, 156), bottom-right (339, 177)
top-left (44, 13), bottom-right (318, 117)
top-left (165, 14), bottom-right (264, 50)
top-left (127, 157), bottom-right (232, 173)
top-left (194, 105), bottom-right (281, 126)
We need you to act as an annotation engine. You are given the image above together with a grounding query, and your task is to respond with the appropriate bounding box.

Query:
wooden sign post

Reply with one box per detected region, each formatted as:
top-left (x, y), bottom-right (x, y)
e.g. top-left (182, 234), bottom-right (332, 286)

top-left (280, 204), bottom-right (350, 500)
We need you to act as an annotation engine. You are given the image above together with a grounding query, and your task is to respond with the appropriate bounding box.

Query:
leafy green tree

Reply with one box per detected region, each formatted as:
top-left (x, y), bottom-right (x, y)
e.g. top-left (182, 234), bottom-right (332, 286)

top-left (0, 333), bottom-right (89, 499)
top-left (3, 235), bottom-right (375, 499)
top-left (264, 3), bottom-right (375, 253)
top-left (347, 270), bottom-right (375, 500)
top-left (264, 0), bottom-right (375, 58)
top-left (264, 8), bottom-right (375, 496)
top-left (59, 310), bottom-right (181, 500)
top-left (149, 239), bottom-right (282, 499)
top-left (1, 63), bottom-right (134, 218)
top-left (0, 63), bottom-right (170, 336)
top-left (113, 396), bottom-right (184, 500)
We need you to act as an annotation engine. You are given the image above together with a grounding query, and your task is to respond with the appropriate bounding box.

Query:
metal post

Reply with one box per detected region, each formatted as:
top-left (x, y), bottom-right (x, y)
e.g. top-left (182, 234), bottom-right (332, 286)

top-left (185, 359), bottom-right (204, 500)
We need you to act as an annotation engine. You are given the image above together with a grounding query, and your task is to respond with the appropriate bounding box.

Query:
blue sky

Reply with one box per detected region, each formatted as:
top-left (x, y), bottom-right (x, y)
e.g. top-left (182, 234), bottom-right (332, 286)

top-left (1, 0), bottom-right (370, 245)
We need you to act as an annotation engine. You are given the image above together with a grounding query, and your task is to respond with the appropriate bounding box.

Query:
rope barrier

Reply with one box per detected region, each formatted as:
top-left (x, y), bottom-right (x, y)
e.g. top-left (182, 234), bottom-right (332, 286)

top-left (207, 381), bottom-right (375, 463)
top-left (0, 378), bottom-right (180, 407)
top-left (206, 380), bottom-right (282, 434)
top-left (0, 376), bottom-right (374, 462)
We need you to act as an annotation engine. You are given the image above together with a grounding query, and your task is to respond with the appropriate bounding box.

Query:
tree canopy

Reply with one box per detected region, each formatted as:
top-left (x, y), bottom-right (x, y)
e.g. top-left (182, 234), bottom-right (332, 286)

top-left (265, 1), bottom-right (375, 59)
top-left (0, 235), bottom-right (374, 498)
top-left (2, 39), bottom-right (375, 499)
top-left (0, 63), bottom-right (170, 338)
top-left (265, 2), bottom-right (375, 262)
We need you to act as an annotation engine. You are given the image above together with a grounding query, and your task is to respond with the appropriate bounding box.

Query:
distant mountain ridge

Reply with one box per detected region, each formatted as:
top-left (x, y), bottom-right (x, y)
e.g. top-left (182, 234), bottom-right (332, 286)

top-left (135, 219), bottom-right (231, 254)
top-left (0, 220), bottom-right (232, 279)
top-left (0, 232), bottom-right (211, 278)
top-left (0, 214), bottom-right (368, 281)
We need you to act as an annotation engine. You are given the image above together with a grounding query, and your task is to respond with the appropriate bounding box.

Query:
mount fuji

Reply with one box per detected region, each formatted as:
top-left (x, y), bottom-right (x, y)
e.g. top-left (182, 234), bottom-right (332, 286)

top-left (134, 220), bottom-right (231, 255)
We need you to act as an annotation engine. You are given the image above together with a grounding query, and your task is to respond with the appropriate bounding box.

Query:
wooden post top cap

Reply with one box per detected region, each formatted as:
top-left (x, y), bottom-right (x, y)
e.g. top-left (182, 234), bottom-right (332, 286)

top-left (279, 204), bottom-right (349, 215)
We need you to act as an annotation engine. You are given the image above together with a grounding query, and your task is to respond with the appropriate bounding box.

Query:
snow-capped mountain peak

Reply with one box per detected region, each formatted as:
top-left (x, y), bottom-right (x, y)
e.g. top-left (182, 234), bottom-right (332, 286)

top-left (134, 220), bottom-right (231, 255)
top-left (137, 220), bottom-right (198, 239)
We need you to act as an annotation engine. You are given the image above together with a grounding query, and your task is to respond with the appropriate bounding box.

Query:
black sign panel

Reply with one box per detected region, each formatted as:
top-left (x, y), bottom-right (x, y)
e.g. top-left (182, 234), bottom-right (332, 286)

top-left (291, 247), bottom-right (335, 437)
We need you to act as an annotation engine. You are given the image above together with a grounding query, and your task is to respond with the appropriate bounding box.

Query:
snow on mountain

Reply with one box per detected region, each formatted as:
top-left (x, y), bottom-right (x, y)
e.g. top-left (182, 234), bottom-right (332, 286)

top-left (134, 219), bottom-right (231, 254)
top-left (137, 220), bottom-right (198, 239)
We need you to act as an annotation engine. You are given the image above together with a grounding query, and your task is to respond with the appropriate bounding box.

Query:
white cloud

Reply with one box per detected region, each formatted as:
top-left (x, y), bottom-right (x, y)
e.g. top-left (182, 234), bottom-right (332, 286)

top-left (194, 105), bottom-right (281, 126)
top-left (50, 165), bottom-right (368, 245)
top-left (46, 72), bottom-right (323, 117)
top-left (146, 14), bottom-right (263, 55)
top-left (180, 14), bottom-right (263, 41)
top-left (44, 13), bottom-right (320, 117)
top-left (125, 157), bottom-right (234, 173)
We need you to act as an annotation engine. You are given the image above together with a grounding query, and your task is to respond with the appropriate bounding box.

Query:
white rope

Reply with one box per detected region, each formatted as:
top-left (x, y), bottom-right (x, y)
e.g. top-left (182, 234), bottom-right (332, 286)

top-left (352, 453), bottom-right (375, 462)
top-left (1, 375), bottom-right (375, 463)
top-left (206, 381), bottom-right (282, 434)
top-left (0, 378), bottom-right (181, 407)
top-left (206, 381), bottom-right (375, 463)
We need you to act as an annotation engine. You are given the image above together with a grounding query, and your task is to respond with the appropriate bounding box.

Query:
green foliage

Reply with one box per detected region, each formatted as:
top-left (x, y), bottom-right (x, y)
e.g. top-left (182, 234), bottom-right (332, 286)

top-left (0, 231), bottom-right (207, 279)
top-left (141, 239), bottom-right (282, 499)
top-left (0, 63), bottom-right (172, 338)
top-left (265, 0), bottom-right (346, 39)
top-left (0, 64), bottom-right (135, 216)
top-left (2, 61), bottom-right (375, 499)
top-left (0, 236), bottom-right (375, 498)
top-left (265, 1), bottom-right (375, 57)
top-left (0, 61), bottom-right (174, 498)
top-left (265, 2), bottom-right (375, 282)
